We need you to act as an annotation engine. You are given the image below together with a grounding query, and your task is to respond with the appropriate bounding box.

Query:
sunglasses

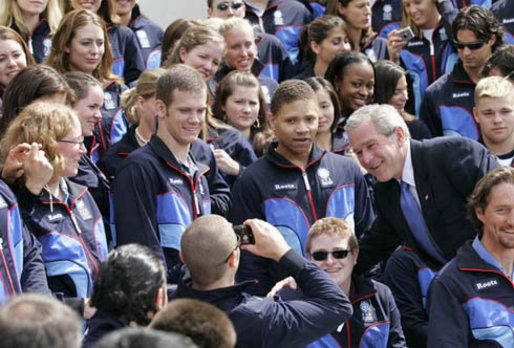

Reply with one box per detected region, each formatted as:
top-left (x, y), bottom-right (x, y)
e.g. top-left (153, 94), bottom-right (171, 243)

top-left (216, 1), bottom-right (243, 11)
top-left (453, 41), bottom-right (486, 50)
top-left (311, 249), bottom-right (351, 261)
top-left (221, 234), bottom-right (241, 264)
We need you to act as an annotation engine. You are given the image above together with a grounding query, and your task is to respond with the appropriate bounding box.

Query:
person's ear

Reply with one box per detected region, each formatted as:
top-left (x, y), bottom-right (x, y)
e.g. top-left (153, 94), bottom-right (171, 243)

top-left (155, 99), bottom-right (167, 119)
top-left (488, 34), bottom-right (496, 48)
top-left (178, 47), bottom-right (188, 63)
top-left (337, 2), bottom-right (346, 17)
top-left (475, 206), bottom-right (486, 225)
top-left (473, 106), bottom-right (480, 123)
top-left (269, 112), bottom-right (277, 130)
top-left (395, 126), bottom-right (407, 144)
top-left (310, 40), bottom-right (320, 56)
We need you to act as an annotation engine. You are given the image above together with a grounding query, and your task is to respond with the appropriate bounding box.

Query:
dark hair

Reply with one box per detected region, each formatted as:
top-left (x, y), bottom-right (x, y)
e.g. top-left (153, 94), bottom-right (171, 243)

top-left (156, 64), bottom-right (207, 107)
top-left (452, 5), bottom-right (505, 53)
top-left (96, 328), bottom-right (198, 348)
top-left (325, 51), bottom-right (375, 116)
top-left (151, 299), bottom-right (236, 348)
top-left (270, 79), bottom-right (316, 115)
top-left (482, 44), bottom-right (514, 80)
top-left (64, 71), bottom-right (102, 106)
top-left (0, 293), bottom-right (81, 348)
top-left (161, 19), bottom-right (200, 66)
top-left (304, 76), bottom-right (342, 132)
top-left (299, 15), bottom-right (346, 63)
top-left (0, 65), bottom-right (70, 135)
top-left (90, 244), bottom-right (166, 326)
top-left (325, 0), bottom-right (374, 48)
top-left (467, 167), bottom-right (514, 235)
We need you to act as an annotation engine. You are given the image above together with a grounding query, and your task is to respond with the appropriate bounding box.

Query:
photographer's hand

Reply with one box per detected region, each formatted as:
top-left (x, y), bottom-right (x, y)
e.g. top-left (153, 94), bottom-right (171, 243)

top-left (241, 219), bottom-right (291, 262)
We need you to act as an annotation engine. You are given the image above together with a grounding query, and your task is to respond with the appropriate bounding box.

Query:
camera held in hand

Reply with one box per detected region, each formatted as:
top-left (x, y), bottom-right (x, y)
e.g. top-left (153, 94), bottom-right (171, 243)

top-left (233, 225), bottom-right (255, 245)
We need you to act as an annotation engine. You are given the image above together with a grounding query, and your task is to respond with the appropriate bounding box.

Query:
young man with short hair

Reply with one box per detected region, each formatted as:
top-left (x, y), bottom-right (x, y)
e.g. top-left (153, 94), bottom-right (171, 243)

top-left (420, 5), bottom-right (505, 140)
top-left (231, 79), bottom-right (375, 295)
top-left (305, 217), bottom-right (407, 348)
top-left (427, 167), bottom-right (514, 346)
top-left (474, 76), bottom-right (514, 166)
top-left (112, 65), bottom-right (222, 281)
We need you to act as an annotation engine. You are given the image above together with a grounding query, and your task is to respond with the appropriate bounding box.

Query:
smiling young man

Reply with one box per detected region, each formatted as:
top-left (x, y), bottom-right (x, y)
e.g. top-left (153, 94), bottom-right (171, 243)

top-left (346, 104), bottom-right (499, 272)
top-left (427, 167), bottom-right (514, 347)
top-left (474, 76), bottom-right (514, 167)
top-left (306, 217), bottom-right (407, 348)
top-left (112, 65), bottom-right (215, 281)
top-left (420, 5), bottom-right (505, 140)
top-left (231, 79), bottom-right (375, 295)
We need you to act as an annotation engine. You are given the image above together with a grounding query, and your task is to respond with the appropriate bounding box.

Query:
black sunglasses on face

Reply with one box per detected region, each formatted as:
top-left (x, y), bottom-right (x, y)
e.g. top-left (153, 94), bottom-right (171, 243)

top-left (311, 249), bottom-right (351, 261)
top-left (453, 41), bottom-right (486, 50)
top-left (217, 1), bottom-right (243, 11)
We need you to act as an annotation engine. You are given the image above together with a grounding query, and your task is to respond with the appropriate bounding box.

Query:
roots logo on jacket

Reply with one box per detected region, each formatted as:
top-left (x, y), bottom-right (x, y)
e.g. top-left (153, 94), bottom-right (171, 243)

top-left (317, 168), bottom-right (334, 187)
top-left (76, 200), bottom-right (93, 221)
top-left (383, 5), bottom-right (392, 21)
top-left (274, 11), bottom-right (284, 26)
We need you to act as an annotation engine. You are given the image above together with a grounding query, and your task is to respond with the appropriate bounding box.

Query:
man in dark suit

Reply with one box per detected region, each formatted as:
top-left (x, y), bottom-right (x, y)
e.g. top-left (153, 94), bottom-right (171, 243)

top-left (346, 104), bottom-right (500, 271)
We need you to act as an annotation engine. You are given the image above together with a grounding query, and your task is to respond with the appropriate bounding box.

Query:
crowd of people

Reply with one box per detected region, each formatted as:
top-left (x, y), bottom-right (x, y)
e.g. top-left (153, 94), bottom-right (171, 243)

top-left (0, 0), bottom-right (513, 347)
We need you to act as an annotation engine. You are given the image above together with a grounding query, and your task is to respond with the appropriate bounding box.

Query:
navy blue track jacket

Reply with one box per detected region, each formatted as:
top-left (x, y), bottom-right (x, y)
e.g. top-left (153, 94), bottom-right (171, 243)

top-left (14, 179), bottom-right (107, 299)
top-left (0, 180), bottom-right (49, 302)
top-left (231, 142), bottom-right (375, 295)
top-left (307, 275), bottom-right (407, 348)
top-left (372, 0), bottom-right (402, 38)
top-left (127, 4), bottom-right (164, 70)
top-left (420, 59), bottom-right (478, 140)
top-left (11, 19), bottom-right (51, 64)
top-left (427, 240), bottom-right (514, 347)
top-left (244, 0), bottom-right (313, 65)
top-left (382, 246), bottom-right (440, 348)
top-left (107, 23), bottom-right (145, 85)
top-left (112, 135), bottom-right (214, 277)
top-left (171, 249), bottom-right (354, 348)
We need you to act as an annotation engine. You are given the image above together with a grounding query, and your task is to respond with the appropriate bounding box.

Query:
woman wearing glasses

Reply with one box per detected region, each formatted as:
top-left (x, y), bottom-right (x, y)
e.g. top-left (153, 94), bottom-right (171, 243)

top-left (305, 217), bottom-right (407, 348)
top-left (0, 102), bottom-right (108, 316)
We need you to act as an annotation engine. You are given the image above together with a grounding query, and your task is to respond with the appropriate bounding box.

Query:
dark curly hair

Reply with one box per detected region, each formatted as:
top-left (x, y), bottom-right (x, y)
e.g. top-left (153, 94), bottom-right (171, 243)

top-left (90, 244), bottom-right (166, 326)
top-left (452, 5), bottom-right (505, 53)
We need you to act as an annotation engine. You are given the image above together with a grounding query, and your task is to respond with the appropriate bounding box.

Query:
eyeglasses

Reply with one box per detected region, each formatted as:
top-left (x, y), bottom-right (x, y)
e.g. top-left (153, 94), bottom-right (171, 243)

top-left (453, 41), bottom-right (487, 50)
top-left (58, 138), bottom-right (84, 146)
top-left (311, 249), bottom-right (352, 261)
top-left (216, 1), bottom-right (243, 11)
top-left (221, 234), bottom-right (241, 264)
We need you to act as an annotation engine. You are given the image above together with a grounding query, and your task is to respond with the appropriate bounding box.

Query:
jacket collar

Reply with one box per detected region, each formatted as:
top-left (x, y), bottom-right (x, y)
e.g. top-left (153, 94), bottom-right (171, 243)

top-left (451, 60), bottom-right (475, 85)
top-left (148, 135), bottom-right (209, 174)
top-left (265, 141), bottom-right (327, 169)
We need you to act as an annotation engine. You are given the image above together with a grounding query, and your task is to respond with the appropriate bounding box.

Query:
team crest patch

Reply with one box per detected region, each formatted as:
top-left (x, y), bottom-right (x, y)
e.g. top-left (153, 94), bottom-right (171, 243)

top-left (360, 300), bottom-right (377, 323)
top-left (274, 11), bottom-right (284, 26)
top-left (439, 28), bottom-right (447, 42)
top-left (136, 30), bottom-right (151, 48)
top-left (104, 92), bottom-right (116, 110)
top-left (317, 168), bottom-right (333, 187)
top-left (383, 4), bottom-right (392, 21)
top-left (43, 38), bottom-right (52, 58)
top-left (76, 200), bottom-right (93, 220)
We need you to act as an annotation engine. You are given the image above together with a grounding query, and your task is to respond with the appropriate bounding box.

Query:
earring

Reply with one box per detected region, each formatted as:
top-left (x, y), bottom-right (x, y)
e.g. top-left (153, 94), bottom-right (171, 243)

top-left (253, 117), bottom-right (261, 129)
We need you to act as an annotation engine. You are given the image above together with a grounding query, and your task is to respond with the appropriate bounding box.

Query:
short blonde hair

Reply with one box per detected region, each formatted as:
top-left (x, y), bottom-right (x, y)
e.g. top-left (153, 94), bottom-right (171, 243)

top-left (475, 76), bottom-right (514, 103)
top-left (306, 217), bottom-right (358, 254)
top-left (0, 102), bottom-right (79, 183)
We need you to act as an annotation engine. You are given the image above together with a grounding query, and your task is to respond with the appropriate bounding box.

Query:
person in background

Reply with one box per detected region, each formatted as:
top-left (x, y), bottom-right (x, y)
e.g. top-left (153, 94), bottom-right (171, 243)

top-left (212, 70), bottom-right (271, 157)
top-left (482, 44), bottom-right (514, 83)
top-left (0, 26), bottom-right (35, 110)
top-left (304, 76), bottom-right (349, 155)
top-left (96, 327), bottom-right (198, 348)
top-left (420, 5), bottom-right (504, 140)
top-left (325, 0), bottom-right (388, 62)
top-left (387, 0), bottom-right (457, 115)
top-left (244, 0), bottom-right (313, 65)
top-left (370, 0), bottom-right (403, 38)
top-left (0, 0), bottom-right (62, 63)
top-left (0, 293), bottom-right (82, 348)
top-left (305, 217), bottom-right (407, 347)
top-left (0, 102), bottom-right (108, 317)
top-left (109, 0), bottom-right (163, 70)
top-left (160, 19), bottom-right (199, 67)
top-left (207, 0), bottom-right (294, 83)
top-left (325, 51), bottom-right (375, 121)
top-left (427, 167), bottom-right (514, 347)
top-left (0, 65), bottom-right (70, 136)
top-left (151, 299), bottom-right (237, 348)
top-left (297, 15), bottom-right (351, 79)
top-left (46, 9), bottom-right (128, 160)
top-left (473, 76), bottom-right (514, 167)
top-left (97, 68), bottom-right (165, 180)
top-left (64, 0), bottom-right (145, 85)
top-left (83, 244), bottom-right (168, 347)
top-left (374, 60), bottom-right (431, 140)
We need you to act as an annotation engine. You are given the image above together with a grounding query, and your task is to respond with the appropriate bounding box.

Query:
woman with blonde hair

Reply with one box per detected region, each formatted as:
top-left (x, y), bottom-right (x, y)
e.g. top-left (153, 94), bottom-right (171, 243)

top-left (0, 0), bottom-right (62, 63)
top-left (46, 9), bottom-right (128, 160)
top-left (0, 102), bottom-right (107, 315)
top-left (98, 68), bottom-right (165, 179)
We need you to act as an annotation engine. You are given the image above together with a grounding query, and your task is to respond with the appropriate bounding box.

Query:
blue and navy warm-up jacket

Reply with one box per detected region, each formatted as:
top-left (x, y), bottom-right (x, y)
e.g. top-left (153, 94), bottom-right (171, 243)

top-left (128, 4), bottom-right (164, 70)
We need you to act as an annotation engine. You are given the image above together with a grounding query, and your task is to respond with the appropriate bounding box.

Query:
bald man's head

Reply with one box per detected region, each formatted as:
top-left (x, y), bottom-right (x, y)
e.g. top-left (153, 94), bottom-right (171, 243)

top-left (181, 215), bottom-right (238, 287)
